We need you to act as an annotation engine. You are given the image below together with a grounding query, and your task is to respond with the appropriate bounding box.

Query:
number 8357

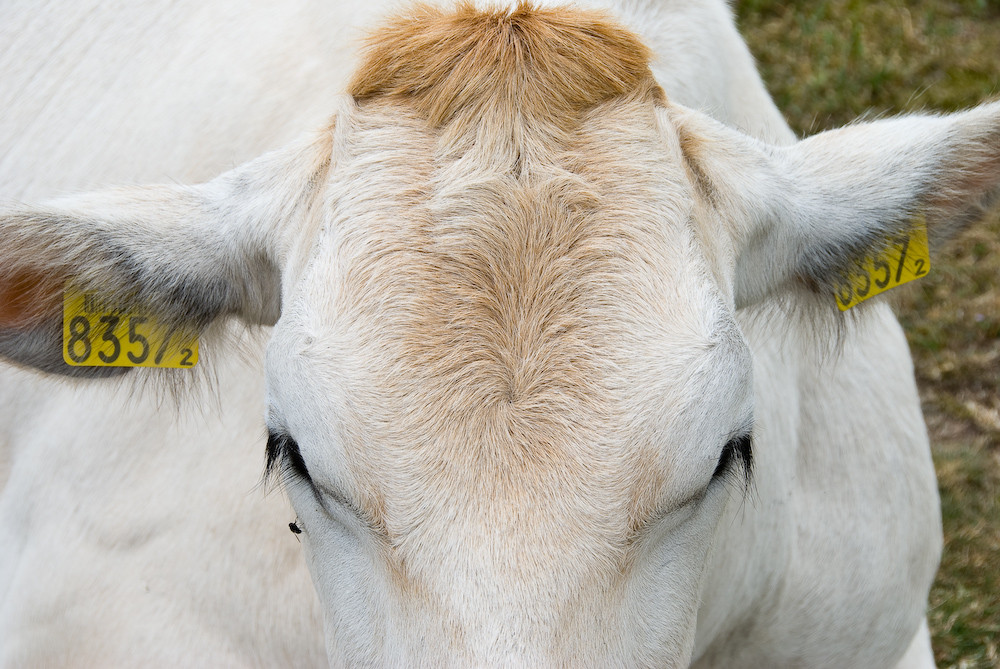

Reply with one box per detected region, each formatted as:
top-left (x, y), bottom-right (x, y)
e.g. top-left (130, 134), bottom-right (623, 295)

top-left (64, 314), bottom-right (196, 367)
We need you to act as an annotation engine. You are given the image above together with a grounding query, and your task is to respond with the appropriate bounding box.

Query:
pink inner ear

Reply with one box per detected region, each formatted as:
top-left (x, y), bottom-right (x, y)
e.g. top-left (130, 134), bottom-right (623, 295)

top-left (0, 269), bottom-right (63, 329)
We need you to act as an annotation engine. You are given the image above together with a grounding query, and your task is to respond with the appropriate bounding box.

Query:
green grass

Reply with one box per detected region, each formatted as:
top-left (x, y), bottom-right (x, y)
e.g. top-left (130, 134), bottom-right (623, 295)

top-left (734, 2), bottom-right (1000, 667)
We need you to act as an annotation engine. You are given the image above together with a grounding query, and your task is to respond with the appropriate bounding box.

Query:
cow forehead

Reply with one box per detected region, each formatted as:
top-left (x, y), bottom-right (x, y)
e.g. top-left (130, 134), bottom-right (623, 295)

top-left (267, 0), bottom-right (750, 575)
top-left (271, 108), bottom-right (750, 523)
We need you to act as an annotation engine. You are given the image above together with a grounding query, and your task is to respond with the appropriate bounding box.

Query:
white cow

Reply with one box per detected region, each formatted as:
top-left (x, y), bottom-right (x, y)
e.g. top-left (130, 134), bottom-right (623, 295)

top-left (1, 0), bottom-right (997, 666)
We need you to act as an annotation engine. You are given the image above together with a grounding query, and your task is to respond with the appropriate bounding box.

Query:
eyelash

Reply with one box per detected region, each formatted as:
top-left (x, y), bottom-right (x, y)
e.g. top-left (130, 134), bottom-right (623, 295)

top-left (713, 432), bottom-right (754, 484)
top-left (265, 431), bottom-right (311, 483)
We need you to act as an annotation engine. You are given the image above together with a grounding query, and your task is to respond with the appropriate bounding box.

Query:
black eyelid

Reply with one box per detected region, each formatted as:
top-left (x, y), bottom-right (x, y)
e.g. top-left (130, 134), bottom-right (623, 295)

top-left (713, 432), bottom-right (754, 483)
top-left (263, 433), bottom-right (376, 531)
top-left (265, 431), bottom-right (311, 483)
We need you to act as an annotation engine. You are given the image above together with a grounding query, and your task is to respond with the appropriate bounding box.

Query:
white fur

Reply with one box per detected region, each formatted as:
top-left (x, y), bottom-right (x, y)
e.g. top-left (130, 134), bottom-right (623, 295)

top-left (2, 0), bottom-right (995, 666)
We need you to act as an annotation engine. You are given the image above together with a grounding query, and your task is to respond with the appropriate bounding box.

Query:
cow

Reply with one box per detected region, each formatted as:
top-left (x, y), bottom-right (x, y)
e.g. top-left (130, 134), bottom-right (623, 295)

top-left (1, 0), bottom-right (998, 666)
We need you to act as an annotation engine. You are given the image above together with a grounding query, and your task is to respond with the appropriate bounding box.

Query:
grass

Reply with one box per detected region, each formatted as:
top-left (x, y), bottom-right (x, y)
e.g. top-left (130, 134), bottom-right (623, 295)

top-left (734, 2), bottom-right (1000, 667)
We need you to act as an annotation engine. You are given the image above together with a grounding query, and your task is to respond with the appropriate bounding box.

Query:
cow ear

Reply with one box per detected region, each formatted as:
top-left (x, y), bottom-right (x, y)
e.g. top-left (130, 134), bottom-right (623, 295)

top-left (670, 101), bottom-right (1000, 309)
top-left (0, 133), bottom-right (332, 376)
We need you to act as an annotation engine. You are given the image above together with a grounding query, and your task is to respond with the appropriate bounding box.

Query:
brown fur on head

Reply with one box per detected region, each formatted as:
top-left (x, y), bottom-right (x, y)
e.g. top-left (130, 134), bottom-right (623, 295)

top-left (349, 2), bottom-right (664, 128)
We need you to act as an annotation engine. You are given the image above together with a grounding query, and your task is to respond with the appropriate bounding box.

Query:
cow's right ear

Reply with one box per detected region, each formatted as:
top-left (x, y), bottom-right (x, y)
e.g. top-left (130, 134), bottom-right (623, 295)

top-left (0, 132), bottom-right (332, 376)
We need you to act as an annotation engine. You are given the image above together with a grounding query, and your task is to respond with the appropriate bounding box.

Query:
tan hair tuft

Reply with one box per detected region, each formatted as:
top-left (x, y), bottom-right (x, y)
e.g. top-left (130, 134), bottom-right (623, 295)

top-left (349, 2), bottom-right (661, 126)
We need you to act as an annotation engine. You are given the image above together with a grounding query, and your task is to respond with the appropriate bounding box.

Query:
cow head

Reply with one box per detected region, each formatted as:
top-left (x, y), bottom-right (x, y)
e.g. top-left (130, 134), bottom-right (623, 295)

top-left (1, 4), bottom-right (998, 665)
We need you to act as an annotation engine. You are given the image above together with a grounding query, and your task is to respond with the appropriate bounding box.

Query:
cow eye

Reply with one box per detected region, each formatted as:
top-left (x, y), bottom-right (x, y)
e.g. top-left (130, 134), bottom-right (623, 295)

top-left (712, 432), bottom-right (754, 484)
top-left (265, 431), bottom-right (311, 483)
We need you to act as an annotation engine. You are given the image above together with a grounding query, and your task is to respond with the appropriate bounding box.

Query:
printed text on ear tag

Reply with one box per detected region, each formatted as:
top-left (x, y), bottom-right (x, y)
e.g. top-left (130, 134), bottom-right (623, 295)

top-left (834, 218), bottom-right (931, 311)
top-left (62, 286), bottom-right (198, 368)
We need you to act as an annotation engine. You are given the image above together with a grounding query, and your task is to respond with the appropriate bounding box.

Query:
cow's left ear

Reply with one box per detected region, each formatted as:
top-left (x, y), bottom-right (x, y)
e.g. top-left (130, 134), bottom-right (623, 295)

top-left (670, 101), bottom-right (1000, 309)
top-left (0, 132), bottom-right (332, 376)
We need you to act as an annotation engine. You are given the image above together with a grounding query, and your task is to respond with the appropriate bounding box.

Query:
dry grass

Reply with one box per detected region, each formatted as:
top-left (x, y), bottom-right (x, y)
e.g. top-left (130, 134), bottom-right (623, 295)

top-left (735, 2), bottom-right (1000, 666)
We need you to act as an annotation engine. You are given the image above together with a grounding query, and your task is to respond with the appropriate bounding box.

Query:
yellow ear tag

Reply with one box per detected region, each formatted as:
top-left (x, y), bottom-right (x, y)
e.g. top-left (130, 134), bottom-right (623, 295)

top-left (834, 217), bottom-right (931, 311)
top-left (62, 286), bottom-right (198, 368)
